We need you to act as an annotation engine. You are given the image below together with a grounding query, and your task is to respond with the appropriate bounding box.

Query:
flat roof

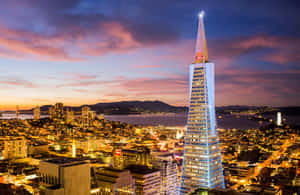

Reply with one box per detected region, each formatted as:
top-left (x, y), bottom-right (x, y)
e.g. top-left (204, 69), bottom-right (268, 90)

top-left (126, 165), bottom-right (158, 175)
top-left (43, 158), bottom-right (88, 165)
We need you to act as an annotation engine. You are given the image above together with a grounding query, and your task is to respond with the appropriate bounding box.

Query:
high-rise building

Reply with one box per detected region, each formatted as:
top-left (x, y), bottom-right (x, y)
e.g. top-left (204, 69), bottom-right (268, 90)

top-left (49, 107), bottom-right (54, 119)
top-left (152, 152), bottom-right (179, 195)
top-left (39, 158), bottom-right (90, 195)
top-left (54, 102), bottom-right (64, 119)
top-left (81, 106), bottom-right (96, 128)
top-left (34, 106), bottom-right (40, 120)
top-left (49, 102), bottom-right (65, 120)
top-left (180, 11), bottom-right (225, 194)
top-left (16, 105), bottom-right (20, 119)
top-left (66, 109), bottom-right (74, 124)
top-left (0, 137), bottom-right (27, 160)
top-left (277, 112), bottom-right (282, 126)
top-left (126, 165), bottom-right (160, 195)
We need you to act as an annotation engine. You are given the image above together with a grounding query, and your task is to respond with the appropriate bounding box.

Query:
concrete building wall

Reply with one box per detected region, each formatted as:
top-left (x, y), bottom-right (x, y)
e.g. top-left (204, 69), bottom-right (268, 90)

top-left (39, 159), bottom-right (91, 195)
top-left (41, 188), bottom-right (64, 195)
top-left (62, 163), bottom-right (90, 195)
top-left (39, 162), bottom-right (60, 178)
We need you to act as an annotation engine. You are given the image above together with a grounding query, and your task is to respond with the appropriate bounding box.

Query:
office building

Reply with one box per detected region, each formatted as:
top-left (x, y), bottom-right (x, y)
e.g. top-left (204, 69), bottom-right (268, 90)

top-left (180, 11), bottom-right (225, 194)
top-left (82, 106), bottom-right (96, 128)
top-left (65, 109), bottom-right (74, 124)
top-left (49, 107), bottom-right (54, 119)
top-left (34, 106), bottom-right (40, 120)
top-left (126, 165), bottom-right (160, 195)
top-left (152, 152), bottom-right (179, 195)
top-left (49, 103), bottom-right (65, 120)
top-left (16, 105), bottom-right (20, 119)
top-left (39, 158), bottom-right (90, 195)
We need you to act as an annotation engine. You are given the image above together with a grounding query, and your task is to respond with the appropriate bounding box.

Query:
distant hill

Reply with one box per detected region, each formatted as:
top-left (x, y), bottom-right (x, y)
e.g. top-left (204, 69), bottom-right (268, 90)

top-left (266, 107), bottom-right (300, 116)
top-left (9, 102), bottom-right (300, 116)
top-left (38, 100), bottom-right (188, 115)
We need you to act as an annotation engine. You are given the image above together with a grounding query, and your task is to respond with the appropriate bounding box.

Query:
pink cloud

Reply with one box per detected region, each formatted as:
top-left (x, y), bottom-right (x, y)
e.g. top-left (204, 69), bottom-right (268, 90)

top-left (214, 35), bottom-right (300, 65)
top-left (65, 73), bottom-right (98, 80)
top-left (0, 78), bottom-right (36, 88)
top-left (56, 80), bottom-right (120, 88)
top-left (0, 26), bottom-right (83, 61)
top-left (81, 22), bottom-right (141, 56)
top-left (132, 64), bottom-right (165, 69)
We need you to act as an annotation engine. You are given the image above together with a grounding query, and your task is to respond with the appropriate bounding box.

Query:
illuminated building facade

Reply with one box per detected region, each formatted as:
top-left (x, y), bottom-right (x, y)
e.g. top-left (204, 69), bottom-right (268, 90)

top-left (49, 102), bottom-right (65, 120)
top-left (16, 105), bottom-right (20, 119)
top-left (277, 112), bottom-right (282, 126)
top-left (34, 106), bottom-right (40, 120)
top-left (126, 165), bottom-right (160, 195)
top-left (81, 106), bottom-right (96, 128)
top-left (75, 137), bottom-right (105, 153)
top-left (113, 147), bottom-right (152, 170)
top-left (0, 137), bottom-right (27, 160)
top-left (152, 152), bottom-right (179, 195)
top-left (180, 12), bottom-right (224, 194)
top-left (49, 107), bottom-right (54, 119)
top-left (66, 109), bottom-right (74, 124)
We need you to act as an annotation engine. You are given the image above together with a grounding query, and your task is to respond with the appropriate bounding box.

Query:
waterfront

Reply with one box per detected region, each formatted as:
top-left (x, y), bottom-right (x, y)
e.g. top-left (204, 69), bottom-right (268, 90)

top-left (1, 113), bottom-right (299, 129)
top-left (105, 113), bottom-right (268, 129)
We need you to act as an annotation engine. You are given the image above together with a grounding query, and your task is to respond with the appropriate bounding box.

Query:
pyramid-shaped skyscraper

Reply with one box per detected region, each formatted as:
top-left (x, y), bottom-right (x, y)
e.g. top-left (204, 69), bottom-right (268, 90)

top-left (179, 12), bottom-right (225, 194)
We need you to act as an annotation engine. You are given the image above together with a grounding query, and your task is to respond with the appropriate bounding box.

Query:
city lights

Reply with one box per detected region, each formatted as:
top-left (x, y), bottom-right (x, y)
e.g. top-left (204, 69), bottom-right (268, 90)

top-left (0, 1), bottom-right (299, 195)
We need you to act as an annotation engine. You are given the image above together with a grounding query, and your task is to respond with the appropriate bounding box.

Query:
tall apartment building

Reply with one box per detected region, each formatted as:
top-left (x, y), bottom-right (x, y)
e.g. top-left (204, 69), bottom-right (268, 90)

top-left (180, 12), bottom-right (224, 194)
top-left (81, 106), bottom-right (96, 128)
top-left (16, 105), bottom-right (20, 119)
top-left (152, 152), bottom-right (179, 195)
top-left (34, 106), bottom-right (40, 120)
top-left (0, 137), bottom-right (27, 160)
top-left (39, 158), bottom-right (90, 195)
top-left (65, 109), bottom-right (74, 124)
top-left (49, 103), bottom-right (65, 120)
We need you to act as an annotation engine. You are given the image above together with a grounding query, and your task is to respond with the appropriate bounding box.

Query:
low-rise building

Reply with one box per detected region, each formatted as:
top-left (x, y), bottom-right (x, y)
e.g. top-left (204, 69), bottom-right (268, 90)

top-left (39, 158), bottom-right (90, 195)
top-left (95, 168), bottom-right (135, 195)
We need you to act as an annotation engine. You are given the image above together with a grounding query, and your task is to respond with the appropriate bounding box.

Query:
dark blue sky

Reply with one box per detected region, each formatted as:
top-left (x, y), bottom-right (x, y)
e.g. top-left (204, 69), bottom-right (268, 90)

top-left (0, 0), bottom-right (299, 109)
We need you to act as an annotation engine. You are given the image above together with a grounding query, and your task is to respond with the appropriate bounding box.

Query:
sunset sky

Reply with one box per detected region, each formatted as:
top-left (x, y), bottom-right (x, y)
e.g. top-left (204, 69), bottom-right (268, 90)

top-left (0, 0), bottom-right (299, 110)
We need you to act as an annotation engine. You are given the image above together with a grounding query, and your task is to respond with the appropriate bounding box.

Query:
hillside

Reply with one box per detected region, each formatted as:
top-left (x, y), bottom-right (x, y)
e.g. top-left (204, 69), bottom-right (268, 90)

top-left (39, 100), bottom-right (188, 115)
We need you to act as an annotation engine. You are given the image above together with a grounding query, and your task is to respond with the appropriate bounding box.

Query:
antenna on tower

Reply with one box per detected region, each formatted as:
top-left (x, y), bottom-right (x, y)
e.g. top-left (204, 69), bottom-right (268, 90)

top-left (195, 10), bottom-right (208, 63)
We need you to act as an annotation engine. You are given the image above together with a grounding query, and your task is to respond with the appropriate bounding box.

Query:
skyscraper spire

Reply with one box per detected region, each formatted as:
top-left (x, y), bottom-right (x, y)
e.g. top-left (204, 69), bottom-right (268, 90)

top-left (195, 11), bottom-right (208, 63)
top-left (180, 12), bottom-right (224, 194)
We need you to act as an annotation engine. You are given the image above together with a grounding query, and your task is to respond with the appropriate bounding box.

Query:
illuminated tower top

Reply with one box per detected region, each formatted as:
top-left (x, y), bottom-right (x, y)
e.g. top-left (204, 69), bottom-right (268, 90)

top-left (195, 10), bottom-right (208, 63)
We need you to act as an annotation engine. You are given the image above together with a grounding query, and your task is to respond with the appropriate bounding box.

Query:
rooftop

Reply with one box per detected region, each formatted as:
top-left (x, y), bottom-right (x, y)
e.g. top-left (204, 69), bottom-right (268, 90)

top-left (43, 158), bottom-right (89, 166)
top-left (126, 165), bottom-right (158, 175)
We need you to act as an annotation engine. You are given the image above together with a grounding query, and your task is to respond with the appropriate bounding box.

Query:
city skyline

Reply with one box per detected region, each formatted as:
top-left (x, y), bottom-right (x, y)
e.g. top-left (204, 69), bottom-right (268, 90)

top-left (0, 0), bottom-right (300, 110)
